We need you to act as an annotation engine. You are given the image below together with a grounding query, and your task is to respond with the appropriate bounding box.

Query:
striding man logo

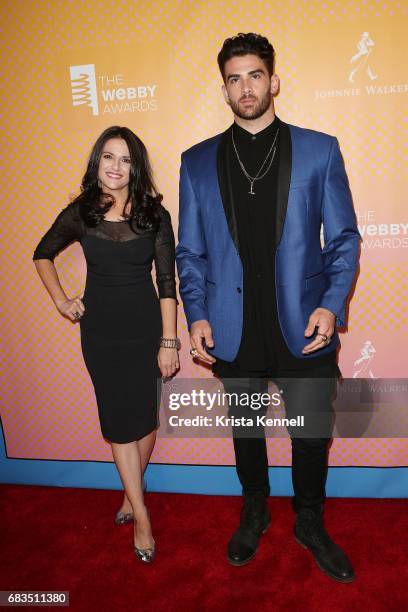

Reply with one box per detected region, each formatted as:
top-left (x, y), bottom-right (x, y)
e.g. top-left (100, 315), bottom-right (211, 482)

top-left (349, 32), bottom-right (378, 83)
top-left (69, 64), bottom-right (99, 116)
top-left (352, 340), bottom-right (377, 379)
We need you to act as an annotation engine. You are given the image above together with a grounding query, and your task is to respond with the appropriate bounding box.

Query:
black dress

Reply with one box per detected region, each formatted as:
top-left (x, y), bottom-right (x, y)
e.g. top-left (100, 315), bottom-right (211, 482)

top-left (33, 200), bottom-right (177, 443)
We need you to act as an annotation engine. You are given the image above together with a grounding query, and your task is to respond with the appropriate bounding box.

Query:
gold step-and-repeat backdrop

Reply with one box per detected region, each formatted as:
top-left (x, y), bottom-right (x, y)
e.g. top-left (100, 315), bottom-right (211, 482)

top-left (1, 0), bottom-right (407, 468)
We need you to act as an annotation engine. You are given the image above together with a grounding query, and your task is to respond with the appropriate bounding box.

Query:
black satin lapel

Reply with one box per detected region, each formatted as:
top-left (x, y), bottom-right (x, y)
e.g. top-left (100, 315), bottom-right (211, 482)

top-left (276, 121), bottom-right (292, 246)
top-left (217, 126), bottom-right (240, 252)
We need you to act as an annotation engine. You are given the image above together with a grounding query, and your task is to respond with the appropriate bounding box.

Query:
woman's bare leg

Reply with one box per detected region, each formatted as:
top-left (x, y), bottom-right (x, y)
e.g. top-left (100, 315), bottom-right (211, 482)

top-left (117, 430), bottom-right (157, 515)
top-left (139, 429), bottom-right (157, 471)
top-left (111, 440), bottom-right (153, 549)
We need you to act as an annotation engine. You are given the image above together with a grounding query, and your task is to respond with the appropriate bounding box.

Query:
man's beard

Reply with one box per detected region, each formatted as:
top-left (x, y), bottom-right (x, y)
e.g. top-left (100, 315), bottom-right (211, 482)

top-left (230, 90), bottom-right (272, 120)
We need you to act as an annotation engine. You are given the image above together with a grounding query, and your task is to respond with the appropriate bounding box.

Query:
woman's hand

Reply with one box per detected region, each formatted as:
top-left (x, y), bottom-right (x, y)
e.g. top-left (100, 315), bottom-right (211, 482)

top-left (157, 347), bottom-right (179, 379)
top-left (57, 296), bottom-right (85, 322)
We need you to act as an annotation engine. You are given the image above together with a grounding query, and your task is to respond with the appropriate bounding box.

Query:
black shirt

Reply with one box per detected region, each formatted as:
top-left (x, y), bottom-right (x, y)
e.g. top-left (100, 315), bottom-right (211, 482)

top-left (33, 201), bottom-right (177, 300)
top-left (216, 116), bottom-right (335, 373)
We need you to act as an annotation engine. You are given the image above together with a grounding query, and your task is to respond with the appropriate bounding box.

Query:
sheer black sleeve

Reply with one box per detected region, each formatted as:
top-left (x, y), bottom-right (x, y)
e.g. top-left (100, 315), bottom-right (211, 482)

top-left (154, 205), bottom-right (177, 300)
top-left (33, 202), bottom-right (84, 261)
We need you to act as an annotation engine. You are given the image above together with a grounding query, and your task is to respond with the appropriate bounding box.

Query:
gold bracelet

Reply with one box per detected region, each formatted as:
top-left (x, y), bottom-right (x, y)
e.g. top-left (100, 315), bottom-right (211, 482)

top-left (159, 337), bottom-right (181, 349)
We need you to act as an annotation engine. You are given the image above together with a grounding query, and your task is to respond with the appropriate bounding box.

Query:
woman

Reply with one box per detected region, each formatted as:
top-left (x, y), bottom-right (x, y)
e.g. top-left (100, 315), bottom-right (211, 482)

top-left (33, 126), bottom-right (179, 563)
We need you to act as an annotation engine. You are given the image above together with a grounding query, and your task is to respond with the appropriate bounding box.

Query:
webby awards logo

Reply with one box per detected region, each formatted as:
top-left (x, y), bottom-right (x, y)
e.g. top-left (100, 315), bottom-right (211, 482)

top-left (70, 65), bottom-right (99, 116)
top-left (69, 64), bottom-right (158, 116)
top-left (356, 210), bottom-right (408, 251)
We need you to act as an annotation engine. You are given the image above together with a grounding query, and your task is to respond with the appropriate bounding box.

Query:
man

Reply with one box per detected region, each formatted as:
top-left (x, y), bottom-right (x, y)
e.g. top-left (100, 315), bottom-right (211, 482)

top-left (176, 33), bottom-right (360, 582)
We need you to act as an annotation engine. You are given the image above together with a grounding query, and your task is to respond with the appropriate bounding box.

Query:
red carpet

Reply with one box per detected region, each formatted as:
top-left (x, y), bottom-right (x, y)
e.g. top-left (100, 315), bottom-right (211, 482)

top-left (1, 485), bottom-right (407, 611)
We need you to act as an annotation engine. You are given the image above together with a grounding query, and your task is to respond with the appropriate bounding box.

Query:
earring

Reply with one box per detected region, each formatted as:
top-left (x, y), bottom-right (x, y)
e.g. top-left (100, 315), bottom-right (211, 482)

top-left (97, 178), bottom-right (102, 188)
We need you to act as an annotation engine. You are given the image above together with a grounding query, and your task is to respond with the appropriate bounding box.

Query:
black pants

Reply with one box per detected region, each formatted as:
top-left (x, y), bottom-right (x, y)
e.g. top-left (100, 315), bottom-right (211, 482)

top-left (213, 360), bottom-right (339, 512)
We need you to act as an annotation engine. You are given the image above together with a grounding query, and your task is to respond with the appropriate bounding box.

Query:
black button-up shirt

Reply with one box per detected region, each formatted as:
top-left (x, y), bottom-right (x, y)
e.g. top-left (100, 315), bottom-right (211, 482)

top-left (217, 116), bottom-right (335, 372)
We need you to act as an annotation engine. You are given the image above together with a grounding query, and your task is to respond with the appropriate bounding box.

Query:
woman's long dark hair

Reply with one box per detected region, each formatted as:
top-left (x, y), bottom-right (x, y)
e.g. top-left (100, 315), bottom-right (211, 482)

top-left (74, 126), bottom-right (162, 232)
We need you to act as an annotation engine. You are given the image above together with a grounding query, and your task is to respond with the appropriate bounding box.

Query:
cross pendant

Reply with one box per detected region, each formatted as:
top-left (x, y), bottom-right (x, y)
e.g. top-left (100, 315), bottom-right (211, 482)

top-left (249, 181), bottom-right (255, 195)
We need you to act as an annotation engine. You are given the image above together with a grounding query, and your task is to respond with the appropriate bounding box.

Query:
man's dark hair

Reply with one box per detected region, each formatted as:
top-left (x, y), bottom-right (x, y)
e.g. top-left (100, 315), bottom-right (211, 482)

top-left (217, 33), bottom-right (275, 81)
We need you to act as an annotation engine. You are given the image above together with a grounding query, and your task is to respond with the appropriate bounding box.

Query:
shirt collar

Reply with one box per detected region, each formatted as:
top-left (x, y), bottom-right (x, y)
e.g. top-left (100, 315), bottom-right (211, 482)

top-left (233, 115), bottom-right (280, 143)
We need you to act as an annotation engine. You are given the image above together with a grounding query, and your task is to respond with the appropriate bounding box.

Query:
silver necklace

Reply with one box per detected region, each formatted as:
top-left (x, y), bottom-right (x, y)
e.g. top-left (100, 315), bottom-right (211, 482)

top-left (231, 126), bottom-right (280, 195)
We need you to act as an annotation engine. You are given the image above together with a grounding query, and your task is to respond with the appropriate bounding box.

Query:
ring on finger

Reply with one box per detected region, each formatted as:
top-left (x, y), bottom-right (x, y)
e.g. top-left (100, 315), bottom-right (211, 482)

top-left (317, 333), bottom-right (328, 342)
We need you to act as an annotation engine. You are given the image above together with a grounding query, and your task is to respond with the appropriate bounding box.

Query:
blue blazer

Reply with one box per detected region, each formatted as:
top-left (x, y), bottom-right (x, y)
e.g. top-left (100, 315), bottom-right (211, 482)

top-left (176, 119), bottom-right (361, 362)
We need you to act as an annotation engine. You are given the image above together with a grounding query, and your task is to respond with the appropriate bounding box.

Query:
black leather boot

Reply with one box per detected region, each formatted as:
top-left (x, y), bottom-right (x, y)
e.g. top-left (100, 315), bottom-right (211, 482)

top-left (227, 492), bottom-right (271, 566)
top-left (294, 506), bottom-right (355, 583)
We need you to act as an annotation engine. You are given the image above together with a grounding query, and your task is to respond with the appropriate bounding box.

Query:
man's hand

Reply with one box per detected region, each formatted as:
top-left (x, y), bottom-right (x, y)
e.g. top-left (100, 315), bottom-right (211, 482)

top-left (302, 307), bottom-right (336, 354)
top-left (190, 320), bottom-right (216, 364)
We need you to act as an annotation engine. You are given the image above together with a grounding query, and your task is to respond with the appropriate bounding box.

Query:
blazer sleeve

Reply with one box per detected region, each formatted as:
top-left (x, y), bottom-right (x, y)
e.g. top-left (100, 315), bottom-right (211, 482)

top-left (318, 137), bottom-right (361, 326)
top-left (175, 154), bottom-right (209, 328)
top-left (33, 202), bottom-right (83, 262)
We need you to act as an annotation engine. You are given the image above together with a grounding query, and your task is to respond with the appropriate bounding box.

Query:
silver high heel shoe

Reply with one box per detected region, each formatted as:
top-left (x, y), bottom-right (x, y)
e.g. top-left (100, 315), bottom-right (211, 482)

top-left (115, 510), bottom-right (133, 526)
top-left (134, 508), bottom-right (155, 563)
top-left (134, 539), bottom-right (156, 564)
